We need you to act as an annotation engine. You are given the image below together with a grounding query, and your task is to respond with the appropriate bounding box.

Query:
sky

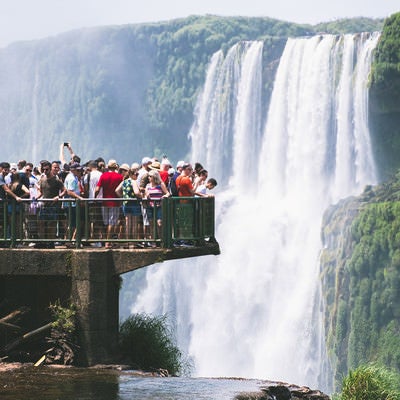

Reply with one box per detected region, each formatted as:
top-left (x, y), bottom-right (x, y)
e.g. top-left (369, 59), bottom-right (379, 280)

top-left (0, 0), bottom-right (399, 48)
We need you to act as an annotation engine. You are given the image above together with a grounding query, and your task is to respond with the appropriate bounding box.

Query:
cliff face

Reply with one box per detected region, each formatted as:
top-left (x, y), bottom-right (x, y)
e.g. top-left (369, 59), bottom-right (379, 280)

top-left (320, 14), bottom-right (400, 388)
top-left (321, 178), bottom-right (400, 389)
top-left (369, 12), bottom-right (400, 179)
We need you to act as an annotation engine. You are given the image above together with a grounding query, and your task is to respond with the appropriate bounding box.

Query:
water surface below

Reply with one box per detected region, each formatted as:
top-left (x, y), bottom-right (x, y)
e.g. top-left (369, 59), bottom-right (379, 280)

top-left (0, 366), bottom-right (264, 399)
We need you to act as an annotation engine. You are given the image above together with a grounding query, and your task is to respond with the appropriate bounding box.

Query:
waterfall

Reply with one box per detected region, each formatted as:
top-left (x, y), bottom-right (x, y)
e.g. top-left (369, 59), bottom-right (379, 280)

top-left (128, 33), bottom-right (380, 392)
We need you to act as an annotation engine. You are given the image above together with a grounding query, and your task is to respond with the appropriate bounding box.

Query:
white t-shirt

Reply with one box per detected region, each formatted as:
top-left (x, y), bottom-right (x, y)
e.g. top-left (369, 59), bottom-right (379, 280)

top-left (84, 169), bottom-right (102, 198)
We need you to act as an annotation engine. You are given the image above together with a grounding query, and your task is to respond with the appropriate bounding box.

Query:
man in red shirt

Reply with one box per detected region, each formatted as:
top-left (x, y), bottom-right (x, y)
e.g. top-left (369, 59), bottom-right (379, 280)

top-left (95, 159), bottom-right (123, 248)
top-left (176, 163), bottom-right (194, 197)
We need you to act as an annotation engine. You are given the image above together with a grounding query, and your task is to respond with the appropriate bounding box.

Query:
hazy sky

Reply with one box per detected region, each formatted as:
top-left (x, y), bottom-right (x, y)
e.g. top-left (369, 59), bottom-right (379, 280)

top-left (0, 0), bottom-right (398, 48)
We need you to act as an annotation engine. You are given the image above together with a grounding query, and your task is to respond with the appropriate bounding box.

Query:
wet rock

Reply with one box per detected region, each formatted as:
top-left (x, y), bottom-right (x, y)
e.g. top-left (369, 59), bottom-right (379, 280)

top-left (234, 381), bottom-right (330, 400)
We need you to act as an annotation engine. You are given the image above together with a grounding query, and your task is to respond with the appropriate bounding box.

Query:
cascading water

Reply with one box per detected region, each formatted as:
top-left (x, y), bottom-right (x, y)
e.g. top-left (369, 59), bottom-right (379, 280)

top-left (128, 33), bottom-right (380, 392)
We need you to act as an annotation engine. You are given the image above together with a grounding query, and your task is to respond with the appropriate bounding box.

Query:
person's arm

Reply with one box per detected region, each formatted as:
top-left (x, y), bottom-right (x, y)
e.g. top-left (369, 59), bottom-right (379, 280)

top-left (67, 143), bottom-right (76, 162)
top-left (1, 181), bottom-right (22, 202)
top-left (193, 176), bottom-right (202, 192)
top-left (94, 174), bottom-right (103, 198)
top-left (115, 181), bottom-right (123, 197)
top-left (66, 189), bottom-right (82, 200)
top-left (59, 142), bottom-right (75, 165)
top-left (132, 180), bottom-right (142, 198)
top-left (160, 182), bottom-right (170, 197)
top-left (59, 143), bottom-right (67, 165)
top-left (58, 183), bottom-right (67, 199)
top-left (20, 184), bottom-right (30, 198)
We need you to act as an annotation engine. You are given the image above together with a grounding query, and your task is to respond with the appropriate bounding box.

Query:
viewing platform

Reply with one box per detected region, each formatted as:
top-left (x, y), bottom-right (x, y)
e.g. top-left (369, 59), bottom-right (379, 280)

top-left (0, 197), bottom-right (219, 365)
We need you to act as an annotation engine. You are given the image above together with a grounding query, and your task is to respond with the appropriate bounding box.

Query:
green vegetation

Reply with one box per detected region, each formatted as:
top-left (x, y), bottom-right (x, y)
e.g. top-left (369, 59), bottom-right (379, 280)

top-left (345, 202), bottom-right (400, 372)
top-left (369, 12), bottom-right (400, 178)
top-left (321, 173), bottom-right (400, 389)
top-left (0, 15), bottom-right (384, 164)
top-left (315, 17), bottom-right (384, 34)
top-left (334, 364), bottom-right (400, 400)
top-left (49, 301), bottom-right (76, 334)
top-left (47, 302), bottom-right (77, 365)
top-left (370, 12), bottom-right (400, 112)
top-left (119, 313), bottom-right (190, 376)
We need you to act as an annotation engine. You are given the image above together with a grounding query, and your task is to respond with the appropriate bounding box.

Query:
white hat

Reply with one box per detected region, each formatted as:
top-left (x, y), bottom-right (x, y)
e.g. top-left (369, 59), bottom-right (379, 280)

top-left (161, 158), bottom-right (171, 166)
top-left (176, 160), bottom-right (185, 168)
top-left (141, 157), bottom-right (152, 165)
top-left (119, 163), bottom-right (130, 171)
top-left (131, 162), bottom-right (140, 169)
top-left (168, 168), bottom-right (175, 175)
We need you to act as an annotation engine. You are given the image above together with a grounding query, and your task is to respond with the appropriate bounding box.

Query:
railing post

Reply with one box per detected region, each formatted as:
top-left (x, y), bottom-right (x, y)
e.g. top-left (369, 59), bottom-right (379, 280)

top-left (10, 200), bottom-right (16, 248)
top-left (162, 197), bottom-right (173, 248)
top-left (76, 199), bottom-right (81, 249)
top-left (84, 200), bottom-right (89, 243)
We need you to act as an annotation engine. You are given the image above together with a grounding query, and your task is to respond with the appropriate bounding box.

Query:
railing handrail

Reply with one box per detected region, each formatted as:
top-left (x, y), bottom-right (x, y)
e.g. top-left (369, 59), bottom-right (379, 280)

top-left (0, 196), bottom-right (216, 249)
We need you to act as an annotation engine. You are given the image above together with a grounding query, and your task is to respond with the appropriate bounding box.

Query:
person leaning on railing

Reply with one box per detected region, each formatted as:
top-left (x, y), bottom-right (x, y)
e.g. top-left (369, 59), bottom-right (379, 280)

top-left (94, 159), bottom-right (123, 249)
top-left (115, 167), bottom-right (142, 247)
top-left (144, 169), bottom-right (170, 245)
top-left (0, 162), bottom-right (25, 245)
top-left (35, 161), bottom-right (66, 248)
top-left (63, 162), bottom-right (85, 242)
top-left (176, 163), bottom-right (195, 198)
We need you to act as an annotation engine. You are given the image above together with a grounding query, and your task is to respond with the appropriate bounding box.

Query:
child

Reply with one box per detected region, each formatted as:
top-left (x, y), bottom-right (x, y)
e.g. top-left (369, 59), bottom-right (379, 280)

top-left (195, 177), bottom-right (217, 197)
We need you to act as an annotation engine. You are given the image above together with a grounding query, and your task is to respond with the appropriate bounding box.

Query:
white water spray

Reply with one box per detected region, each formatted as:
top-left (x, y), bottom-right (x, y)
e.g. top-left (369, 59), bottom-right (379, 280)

top-left (129, 33), bottom-right (380, 391)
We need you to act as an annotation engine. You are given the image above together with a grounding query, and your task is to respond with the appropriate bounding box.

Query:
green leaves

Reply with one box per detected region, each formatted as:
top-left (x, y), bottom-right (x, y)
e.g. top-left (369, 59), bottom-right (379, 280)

top-left (119, 313), bottom-right (191, 376)
top-left (336, 364), bottom-right (400, 400)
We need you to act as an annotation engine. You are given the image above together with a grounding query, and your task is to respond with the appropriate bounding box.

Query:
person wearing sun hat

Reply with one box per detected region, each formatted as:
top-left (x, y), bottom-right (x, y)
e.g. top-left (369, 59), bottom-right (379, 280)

top-left (149, 161), bottom-right (161, 171)
top-left (95, 159), bottom-right (123, 248)
top-left (137, 157), bottom-right (155, 242)
top-left (137, 157), bottom-right (152, 188)
top-left (119, 163), bottom-right (130, 179)
top-left (169, 160), bottom-right (185, 196)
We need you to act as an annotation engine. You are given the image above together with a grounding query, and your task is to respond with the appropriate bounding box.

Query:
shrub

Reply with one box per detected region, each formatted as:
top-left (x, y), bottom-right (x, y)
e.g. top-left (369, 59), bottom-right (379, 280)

top-left (119, 313), bottom-right (189, 376)
top-left (47, 301), bottom-right (78, 365)
top-left (335, 364), bottom-right (400, 400)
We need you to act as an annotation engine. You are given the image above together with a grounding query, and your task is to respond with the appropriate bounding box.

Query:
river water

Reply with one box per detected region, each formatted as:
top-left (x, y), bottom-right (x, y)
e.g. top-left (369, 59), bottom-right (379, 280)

top-left (0, 366), bottom-right (265, 400)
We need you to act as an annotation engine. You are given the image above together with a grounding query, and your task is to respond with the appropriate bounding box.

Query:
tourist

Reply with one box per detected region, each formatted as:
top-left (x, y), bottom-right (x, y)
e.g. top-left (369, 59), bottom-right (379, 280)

top-left (116, 167), bottom-right (142, 247)
top-left (138, 157), bottom-right (153, 240)
top-left (8, 171), bottom-right (30, 240)
top-left (144, 169), bottom-right (170, 244)
top-left (94, 159), bottom-right (123, 248)
top-left (63, 163), bottom-right (85, 241)
top-left (170, 160), bottom-right (185, 196)
top-left (195, 176), bottom-right (218, 197)
top-left (159, 157), bottom-right (171, 184)
top-left (37, 160), bottom-right (66, 248)
top-left (176, 163), bottom-right (195, 197)
top-left (84, 160), bottom-right (103, 243)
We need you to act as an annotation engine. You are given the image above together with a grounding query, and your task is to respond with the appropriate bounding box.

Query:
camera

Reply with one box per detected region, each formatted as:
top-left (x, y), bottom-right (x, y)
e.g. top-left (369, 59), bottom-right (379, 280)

top-left (63, 142), bottom-right (69, 147)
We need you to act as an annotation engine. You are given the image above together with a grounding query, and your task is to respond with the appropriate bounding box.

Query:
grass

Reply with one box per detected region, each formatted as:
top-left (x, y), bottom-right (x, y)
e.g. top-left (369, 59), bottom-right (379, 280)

top-left (334, 364), bottom-right (400, 400)
top-left (119, 313), bottom-right (191, 376)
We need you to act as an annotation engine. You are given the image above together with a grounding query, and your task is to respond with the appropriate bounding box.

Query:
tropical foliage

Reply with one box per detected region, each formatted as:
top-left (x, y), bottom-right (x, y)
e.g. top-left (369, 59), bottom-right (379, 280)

top-left (321, 172), bottom-right (400, 389)
top-left (0, 15), bottom-right (384, 164)
top-left (334, 364), bottom-right (400, 400)
top-left (369, 12), bottom-right (400, 178)
top-left (119, 313), bottom-right (190, 376)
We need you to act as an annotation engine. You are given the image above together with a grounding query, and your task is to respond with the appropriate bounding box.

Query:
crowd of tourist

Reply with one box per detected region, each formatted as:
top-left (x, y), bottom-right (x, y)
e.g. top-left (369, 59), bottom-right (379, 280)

top-left (0, 143), bottom-right (217, 249)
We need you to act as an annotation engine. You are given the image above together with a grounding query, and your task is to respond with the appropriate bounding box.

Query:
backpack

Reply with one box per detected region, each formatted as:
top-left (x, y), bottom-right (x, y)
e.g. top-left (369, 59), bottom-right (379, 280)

top-left (169, 177), bottom-right (178, 196)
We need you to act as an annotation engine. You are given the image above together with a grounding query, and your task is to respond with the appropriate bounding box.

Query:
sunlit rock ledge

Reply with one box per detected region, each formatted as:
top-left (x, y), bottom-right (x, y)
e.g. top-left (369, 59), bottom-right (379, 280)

top-left (235, 380), bottom-right (330, 400)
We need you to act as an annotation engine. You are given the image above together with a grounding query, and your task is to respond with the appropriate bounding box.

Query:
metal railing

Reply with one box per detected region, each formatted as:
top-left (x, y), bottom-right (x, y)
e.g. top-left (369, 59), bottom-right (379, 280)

top-left (0, 197), bottom-right (216, 249)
